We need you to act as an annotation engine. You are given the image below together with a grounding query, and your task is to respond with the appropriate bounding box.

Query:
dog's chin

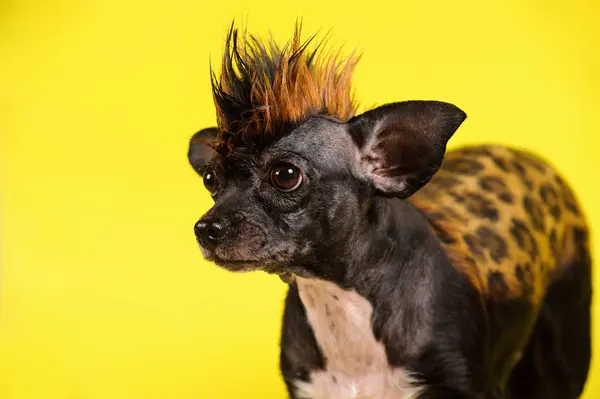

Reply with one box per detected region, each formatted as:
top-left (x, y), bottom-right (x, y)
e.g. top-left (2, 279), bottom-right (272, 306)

top-left (199, 246), bottom-right (268, 273)
top-left (213, 258), bottom-right (265, 272)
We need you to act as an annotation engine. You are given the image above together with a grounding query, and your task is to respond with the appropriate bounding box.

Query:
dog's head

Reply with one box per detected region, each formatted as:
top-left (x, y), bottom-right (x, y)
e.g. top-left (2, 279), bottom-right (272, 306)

top-left (187, 23), bottom-right (466, 277)
top-left (189, 101), bottom-right (465, 276)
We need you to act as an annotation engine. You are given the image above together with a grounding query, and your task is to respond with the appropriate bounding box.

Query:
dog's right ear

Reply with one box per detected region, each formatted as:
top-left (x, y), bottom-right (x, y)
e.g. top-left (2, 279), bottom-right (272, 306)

top-left (188, 127), bottom-right (219, 173)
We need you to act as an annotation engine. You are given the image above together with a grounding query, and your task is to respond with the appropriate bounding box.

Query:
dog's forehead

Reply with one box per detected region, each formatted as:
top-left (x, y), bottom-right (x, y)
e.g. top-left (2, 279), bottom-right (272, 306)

top-left (269, 116), bottom-right (356, 167)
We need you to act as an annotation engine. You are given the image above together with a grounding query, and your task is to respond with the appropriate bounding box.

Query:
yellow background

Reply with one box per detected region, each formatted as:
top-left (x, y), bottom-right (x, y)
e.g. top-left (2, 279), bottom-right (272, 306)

top-left (0, 1), bottom-right (598, 398)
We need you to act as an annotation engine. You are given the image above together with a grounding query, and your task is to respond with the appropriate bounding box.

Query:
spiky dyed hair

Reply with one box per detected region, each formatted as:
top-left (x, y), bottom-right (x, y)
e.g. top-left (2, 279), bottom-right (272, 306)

top-left (208, 22), bottom-right (360, 153)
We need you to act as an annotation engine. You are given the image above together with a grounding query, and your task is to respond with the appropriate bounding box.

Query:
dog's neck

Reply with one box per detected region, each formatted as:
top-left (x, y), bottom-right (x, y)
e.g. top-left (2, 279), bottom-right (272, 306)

top-left (282, 197), bottom-right (447, 398)
top-left (284, 196), bottom-right (446, 301)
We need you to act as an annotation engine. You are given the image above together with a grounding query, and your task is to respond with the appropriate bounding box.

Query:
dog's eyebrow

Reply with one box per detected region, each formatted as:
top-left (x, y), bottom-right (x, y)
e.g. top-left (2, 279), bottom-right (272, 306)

top-left (260, 149), bottom-right (310, 166)
top-left (197, 157), bottom-right (225, 174)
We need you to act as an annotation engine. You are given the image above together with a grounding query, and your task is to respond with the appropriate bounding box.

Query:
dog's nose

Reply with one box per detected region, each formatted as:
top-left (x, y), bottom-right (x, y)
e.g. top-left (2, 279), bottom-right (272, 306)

top-left (194, 219), bottom-right (227, 249)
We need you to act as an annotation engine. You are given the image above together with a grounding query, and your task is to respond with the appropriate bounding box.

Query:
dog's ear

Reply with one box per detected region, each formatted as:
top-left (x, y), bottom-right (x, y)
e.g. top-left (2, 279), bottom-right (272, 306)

top-left (188, 127), bottom-right (219, 173)
top-left (349, 100), bottom-right (466, 199)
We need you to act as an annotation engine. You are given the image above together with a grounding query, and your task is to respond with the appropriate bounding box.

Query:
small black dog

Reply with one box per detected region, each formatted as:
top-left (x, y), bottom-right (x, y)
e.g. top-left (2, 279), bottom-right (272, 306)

top-left (188, 24), bottom-right (592, 399)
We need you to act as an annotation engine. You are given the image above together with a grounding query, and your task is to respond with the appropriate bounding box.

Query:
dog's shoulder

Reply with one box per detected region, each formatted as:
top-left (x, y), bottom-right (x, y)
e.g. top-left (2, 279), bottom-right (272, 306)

top-left (409, 144), bottom-right (588, 304)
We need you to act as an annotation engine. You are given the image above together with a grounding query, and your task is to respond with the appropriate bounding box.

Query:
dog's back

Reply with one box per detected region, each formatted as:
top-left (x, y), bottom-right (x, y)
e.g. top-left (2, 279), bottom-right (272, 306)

top-left (409, 144), bottom-right (592, 398)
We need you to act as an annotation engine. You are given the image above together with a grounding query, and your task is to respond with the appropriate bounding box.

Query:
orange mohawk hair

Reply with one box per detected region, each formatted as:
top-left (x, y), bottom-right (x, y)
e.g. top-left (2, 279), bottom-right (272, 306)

top-left (210, 21), bottom-right (360, 153)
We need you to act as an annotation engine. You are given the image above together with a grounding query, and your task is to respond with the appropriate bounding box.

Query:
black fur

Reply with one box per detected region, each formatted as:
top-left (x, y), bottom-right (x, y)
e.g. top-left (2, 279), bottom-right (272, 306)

top-left (507, 232), bottom-right (592, 399)
top-left (188, 100), bottom-right (591, 398)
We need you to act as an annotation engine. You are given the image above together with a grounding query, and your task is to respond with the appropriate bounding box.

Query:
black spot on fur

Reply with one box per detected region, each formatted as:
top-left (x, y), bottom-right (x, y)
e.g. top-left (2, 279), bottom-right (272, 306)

top-left (442, 206), bottom-right (465, 221)
top-left (512, 159), bottom-right (526, 175)
top-left (509, 218), bottom-right (539, 261)
top-left (522, 195), bottom-right (546, 232)
top-left (428, 212), bottom-right (446, 222)
top-left (509, 149), bottom-right (546, 172)
top-left (523, 264), bottom-right (534, 293)
top-left (499, 193), bottom-right (513, 204)
top-left (549, 228), bottom-right (558, 258)
top-left (443, 158), bottom-right (485, 175)
top-left (488, 271), bottom-right (509, 298)
top-left (458, 147), bottom-right (493, 157)
top-left (476, 226), bottom-right (508, 264)
top-left (492, 156), bottom-right (533, 189)
top-left (515, 264), bottom-right (534, 298)
top-left (573, 227), bottom-right (589, 253)
top-left (515, 265), bottom-right (525, 283)
top-left (554, 174), bottom-right (580, 215)
top-left (430, 175), bottom-right (463, 189)
top-left (479, 175), bottom-right (513, 204)
top-left (491, 156), bottom-right (510, 172)
top-left (431, 223), bottom-right (457, 244)
top-left (464, 233), bottom-right (485, 260)
top-left (539, 184), bottom-right (562, 220)
top-left (511, 160), bottom-right (533, 189)
top-left (564, 197), bottom-right (580, 215)
top-left (463, 193), bottom-right (499, 221)
top-left (449, 191), bottom-right (465, 203)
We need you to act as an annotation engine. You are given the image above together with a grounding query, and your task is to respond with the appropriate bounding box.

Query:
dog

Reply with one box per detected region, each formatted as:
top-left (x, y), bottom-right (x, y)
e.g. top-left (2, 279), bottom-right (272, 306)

top-left (187, 23), bottom-right (592, 399)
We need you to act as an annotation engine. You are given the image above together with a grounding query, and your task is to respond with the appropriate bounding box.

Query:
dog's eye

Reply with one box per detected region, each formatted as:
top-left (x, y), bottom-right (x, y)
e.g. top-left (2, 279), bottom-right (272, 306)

top-left (203, 170), bottom-right (219, 195)
top-left (270, 163), bottom-right (303, 192)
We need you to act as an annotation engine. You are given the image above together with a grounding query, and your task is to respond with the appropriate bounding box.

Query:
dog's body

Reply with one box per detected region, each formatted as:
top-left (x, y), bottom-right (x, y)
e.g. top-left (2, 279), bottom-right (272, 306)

top-left (279, 145), bottom-right (591, 399)
top-left (188, 24), bottom-right (591, 399)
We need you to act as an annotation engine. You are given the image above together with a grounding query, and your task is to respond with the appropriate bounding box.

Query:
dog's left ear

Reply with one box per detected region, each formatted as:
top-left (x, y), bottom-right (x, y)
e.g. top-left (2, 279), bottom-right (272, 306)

top-left (188, 127), bottom-right (219, 173)
top-left (349, 100), bottom-right (466, 199)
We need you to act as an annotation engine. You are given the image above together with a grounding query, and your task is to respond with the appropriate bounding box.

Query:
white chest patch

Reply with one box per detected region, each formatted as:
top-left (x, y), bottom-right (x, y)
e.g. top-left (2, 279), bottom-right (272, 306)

top-left (293, 277), bottom-right (423, 399)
